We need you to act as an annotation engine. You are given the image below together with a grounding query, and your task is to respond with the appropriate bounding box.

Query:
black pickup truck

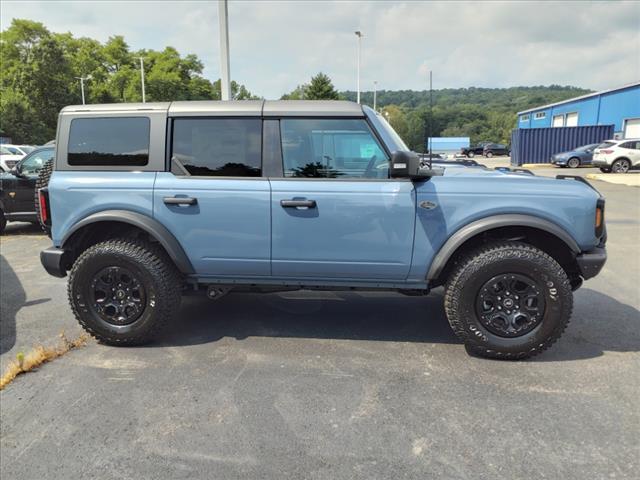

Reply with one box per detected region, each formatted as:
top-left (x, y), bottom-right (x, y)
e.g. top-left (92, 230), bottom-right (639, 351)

top-left (0, 146), bottom-right (54, 233)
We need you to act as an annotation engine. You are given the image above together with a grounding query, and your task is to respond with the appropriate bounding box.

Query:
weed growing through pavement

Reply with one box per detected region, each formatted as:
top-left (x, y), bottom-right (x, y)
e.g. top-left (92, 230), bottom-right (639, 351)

top-left (0, 332), bottom-right (89, 390)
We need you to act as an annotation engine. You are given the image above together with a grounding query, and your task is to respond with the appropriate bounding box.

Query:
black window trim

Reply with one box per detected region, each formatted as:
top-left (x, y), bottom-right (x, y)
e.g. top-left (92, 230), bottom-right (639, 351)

top-left (68, 116), bottom-right (151, 167)
top-left (167, 115), bottom-right (265, 179)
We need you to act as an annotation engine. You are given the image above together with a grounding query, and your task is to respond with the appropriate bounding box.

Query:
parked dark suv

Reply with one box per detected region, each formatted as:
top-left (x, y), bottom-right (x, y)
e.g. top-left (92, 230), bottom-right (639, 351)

top-left (461, 143), bottom-right (489, 157)
top-left (483, 143), bottom-right (510, 157)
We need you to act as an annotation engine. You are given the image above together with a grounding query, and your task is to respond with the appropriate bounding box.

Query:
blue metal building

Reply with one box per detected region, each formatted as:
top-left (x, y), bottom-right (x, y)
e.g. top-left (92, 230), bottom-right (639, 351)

top-left (516, 82), bottom-right (640, 139)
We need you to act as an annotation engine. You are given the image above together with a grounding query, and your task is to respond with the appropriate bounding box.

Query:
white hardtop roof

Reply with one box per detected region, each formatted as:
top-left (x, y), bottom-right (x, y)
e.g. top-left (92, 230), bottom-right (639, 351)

top-left (517, 81), bottom-right (640, 115)
top-left (61, 100), bottom-right (364, 117)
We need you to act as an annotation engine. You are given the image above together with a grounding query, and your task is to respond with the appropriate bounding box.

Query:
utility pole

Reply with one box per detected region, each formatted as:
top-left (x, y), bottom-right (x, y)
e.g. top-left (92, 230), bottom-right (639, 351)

top-left (355, 31), bottom-right (363, 104)
top-left (373, 81), bottom-right (377, 111)
top-left (75, 75), bottom-right (91, 105)
top-left (219, 0), bottom-right (232, 101)
top-left (138, 57), bottom-right (146, 103)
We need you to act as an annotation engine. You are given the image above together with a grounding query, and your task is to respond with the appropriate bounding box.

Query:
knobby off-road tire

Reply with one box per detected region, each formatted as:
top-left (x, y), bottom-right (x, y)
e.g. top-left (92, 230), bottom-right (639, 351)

top-left (68, 238), bottom-right (182, 345)
top-left (444, 242), bottom-right (573, 360)
top-left (34, 158), bottom-right (53, 237)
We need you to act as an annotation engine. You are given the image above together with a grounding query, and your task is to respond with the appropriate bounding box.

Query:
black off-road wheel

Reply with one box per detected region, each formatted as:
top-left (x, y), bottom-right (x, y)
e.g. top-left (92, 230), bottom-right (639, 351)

top-left (34, 158), bottom-right (53, 237)
top-left (444, 242), bottom-right (573, 360)
top-left (68, 238), bottom-right (182, 345)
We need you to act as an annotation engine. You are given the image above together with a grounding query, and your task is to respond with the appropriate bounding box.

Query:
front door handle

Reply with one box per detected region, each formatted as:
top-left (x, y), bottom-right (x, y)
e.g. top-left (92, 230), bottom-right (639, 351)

top-left (280, 199), bottom-right (317, 208)
top-left (163, 196), bottom-right (198, 206)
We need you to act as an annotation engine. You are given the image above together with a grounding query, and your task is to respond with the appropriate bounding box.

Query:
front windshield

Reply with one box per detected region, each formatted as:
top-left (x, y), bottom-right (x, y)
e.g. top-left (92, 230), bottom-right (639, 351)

top-left (377, 114), bottom-right (410, 151)
top-left (21, 146), bottom-right (35, 153)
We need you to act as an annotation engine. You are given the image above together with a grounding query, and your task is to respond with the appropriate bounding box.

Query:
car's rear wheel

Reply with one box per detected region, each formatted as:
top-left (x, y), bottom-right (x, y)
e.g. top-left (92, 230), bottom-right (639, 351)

top-left (599, 167), bottom-right (611, 173)
top-left (485, 151), bottom-right (493, 158)
top-left (611, 159), bottom-right (630, 173)
top-left (444, 242), bottom-right (572, 360)
top-left (68, 238), bottom-right (182, 345)
top-left (567, 157), bottom-right (580, 168)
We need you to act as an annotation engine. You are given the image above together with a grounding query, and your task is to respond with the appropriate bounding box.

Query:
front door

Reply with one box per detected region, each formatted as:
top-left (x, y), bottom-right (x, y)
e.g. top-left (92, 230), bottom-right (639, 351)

top-left (270, 118), bottom-right (416, 280)
top-left (154, 117), bottom-right (271, 276)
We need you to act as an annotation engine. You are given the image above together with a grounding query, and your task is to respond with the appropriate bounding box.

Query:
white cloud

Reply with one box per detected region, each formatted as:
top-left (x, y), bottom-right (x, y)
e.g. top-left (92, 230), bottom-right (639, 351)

top-left (2, 0), bottom-right (639, 98)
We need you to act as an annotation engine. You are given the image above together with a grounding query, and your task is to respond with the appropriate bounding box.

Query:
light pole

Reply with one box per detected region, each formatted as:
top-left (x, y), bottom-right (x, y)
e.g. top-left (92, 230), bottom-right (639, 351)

top-left (219, 0), bottom-right (232, 100)
top-left (354, 31), bottom-right (363, 104)
top-left (75, 75), bottom-right (92, 105)
top-left (138, 57), bottom-right (146, 103)
top-left (373, 80), bottom-right (377, 111)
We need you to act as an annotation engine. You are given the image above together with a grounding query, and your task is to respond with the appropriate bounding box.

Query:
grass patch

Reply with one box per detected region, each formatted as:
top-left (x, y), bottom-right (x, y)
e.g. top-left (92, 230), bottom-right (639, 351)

top-left (0, 332), bottom-right (89, 390)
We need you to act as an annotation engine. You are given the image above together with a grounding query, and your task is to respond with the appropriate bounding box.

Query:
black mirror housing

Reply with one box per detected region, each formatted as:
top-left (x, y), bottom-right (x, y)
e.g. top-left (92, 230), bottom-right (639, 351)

top-left (389, 151), bottom-right (443, 179)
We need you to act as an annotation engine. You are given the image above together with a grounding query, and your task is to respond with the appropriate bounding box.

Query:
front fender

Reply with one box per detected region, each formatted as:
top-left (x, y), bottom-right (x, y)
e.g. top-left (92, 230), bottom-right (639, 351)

top-left (426, 214), bottom-right (581, 281)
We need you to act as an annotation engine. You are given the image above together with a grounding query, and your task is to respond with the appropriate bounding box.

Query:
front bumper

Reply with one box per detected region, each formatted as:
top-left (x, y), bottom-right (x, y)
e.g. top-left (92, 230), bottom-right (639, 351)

top-left (40, 247), bottom-right (68, 278)
top-left (551, 157), bottom-right (567, 165)
top-left (576, 247), bottom-right (606, 280)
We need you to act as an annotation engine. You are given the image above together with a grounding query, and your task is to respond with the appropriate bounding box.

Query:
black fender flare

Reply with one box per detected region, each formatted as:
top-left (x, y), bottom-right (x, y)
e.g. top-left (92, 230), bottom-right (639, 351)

top-left (426, 214), bottom-right (581, 282)
top-left (62, 210), bottom-right (195, 274)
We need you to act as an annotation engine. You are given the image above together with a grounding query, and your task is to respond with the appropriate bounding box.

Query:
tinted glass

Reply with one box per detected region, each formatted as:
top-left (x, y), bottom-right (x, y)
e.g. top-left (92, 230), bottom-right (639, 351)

top-left (171, 118), bottom-right (261, 177)
top-left (68, 117), bottom-right (150, 166)
top-left (597, 141), bottom-right (616, 148)
top-left (281, 119), bottom-right (389, 178)
top-left (21, 148), bottom-right (54, 175)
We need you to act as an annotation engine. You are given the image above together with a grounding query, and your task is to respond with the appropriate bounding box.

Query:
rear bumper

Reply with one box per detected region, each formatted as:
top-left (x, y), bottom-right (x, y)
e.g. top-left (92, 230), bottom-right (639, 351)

top-left (40, 247), bottom-right (68, 278)
top-left (576, 247), bottom-right (606, 280)
top-left (592, 158), bottom-right (610, 167)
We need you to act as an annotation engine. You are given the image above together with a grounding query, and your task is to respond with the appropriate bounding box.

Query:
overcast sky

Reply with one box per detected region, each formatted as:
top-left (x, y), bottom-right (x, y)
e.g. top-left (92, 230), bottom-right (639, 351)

top-left (2, 1), bottom-right (639, 98)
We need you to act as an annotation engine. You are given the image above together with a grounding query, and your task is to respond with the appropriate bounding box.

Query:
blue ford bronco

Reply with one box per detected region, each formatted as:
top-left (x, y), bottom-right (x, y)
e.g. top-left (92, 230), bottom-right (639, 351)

top-left (38, 100), bottom-right (606, 359)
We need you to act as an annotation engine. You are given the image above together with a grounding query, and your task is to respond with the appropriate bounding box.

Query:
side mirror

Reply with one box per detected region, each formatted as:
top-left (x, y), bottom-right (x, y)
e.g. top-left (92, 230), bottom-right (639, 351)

top-left (9, 166), bottom-right (23, 178)
top-left (389, 151), bottom-right (443, 179)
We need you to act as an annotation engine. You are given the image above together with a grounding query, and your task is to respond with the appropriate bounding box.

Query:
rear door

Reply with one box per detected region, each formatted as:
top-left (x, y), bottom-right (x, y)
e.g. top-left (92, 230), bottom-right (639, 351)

top-left (270, 118), bottom-right (416, 280)
top-left (154, 117), bottom-right (271, 276)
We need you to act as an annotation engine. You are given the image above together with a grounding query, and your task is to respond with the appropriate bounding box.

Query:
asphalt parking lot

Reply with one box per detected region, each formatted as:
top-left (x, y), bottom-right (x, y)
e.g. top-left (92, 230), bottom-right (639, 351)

top-left (1, 170), bottom-right (639, 479)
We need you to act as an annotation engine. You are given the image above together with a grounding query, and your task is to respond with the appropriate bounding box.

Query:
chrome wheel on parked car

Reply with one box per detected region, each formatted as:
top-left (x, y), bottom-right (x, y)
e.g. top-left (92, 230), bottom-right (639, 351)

top-left (567, 157), bottom-right (580, 168)
top-left (611, 159), bottom-right (630, 173)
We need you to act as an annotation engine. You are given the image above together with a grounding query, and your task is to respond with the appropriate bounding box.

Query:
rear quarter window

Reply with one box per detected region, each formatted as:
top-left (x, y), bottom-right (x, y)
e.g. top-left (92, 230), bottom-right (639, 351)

top-left (68, 117), bottom-right (150, 166)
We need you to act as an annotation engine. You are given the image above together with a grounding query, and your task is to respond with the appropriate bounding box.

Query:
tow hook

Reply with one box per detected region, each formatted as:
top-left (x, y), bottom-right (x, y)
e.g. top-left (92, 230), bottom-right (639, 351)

top-left (206, 285), bottom-right (232, 300)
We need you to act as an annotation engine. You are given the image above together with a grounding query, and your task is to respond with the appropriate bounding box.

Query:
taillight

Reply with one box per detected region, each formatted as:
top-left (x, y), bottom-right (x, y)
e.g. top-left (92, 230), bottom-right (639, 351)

top-left (595, 198), bottom-right (605, 237)
top-left (38, 189), bottom-right (50, 225)
top-left (600, 149), bottom-right (613, 154)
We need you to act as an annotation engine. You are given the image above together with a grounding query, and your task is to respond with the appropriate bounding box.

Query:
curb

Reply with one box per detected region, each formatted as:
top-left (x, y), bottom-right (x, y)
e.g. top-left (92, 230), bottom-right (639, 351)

top-left (585, 173), bottom-right (640, 187)
top-left (520, 163), bottom-right (553, 169)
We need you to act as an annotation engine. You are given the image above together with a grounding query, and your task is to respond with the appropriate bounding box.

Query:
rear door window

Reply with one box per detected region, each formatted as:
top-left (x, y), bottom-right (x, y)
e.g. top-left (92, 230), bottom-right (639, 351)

top-left (68, 117), bottom-right (150, 166)
top-left (171, 118), bottom-right (262, 177)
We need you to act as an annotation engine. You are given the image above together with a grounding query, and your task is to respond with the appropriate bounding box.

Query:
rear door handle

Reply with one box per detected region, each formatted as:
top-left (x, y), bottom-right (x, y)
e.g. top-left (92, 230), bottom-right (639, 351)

top-left (163, 196), bottom-right (197, 206)
top-left (280, 199), bottom-right (317, 208)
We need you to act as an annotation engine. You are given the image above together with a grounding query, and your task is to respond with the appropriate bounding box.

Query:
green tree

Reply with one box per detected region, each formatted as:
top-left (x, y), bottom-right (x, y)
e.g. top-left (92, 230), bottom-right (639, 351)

top-left (305, 72), bottom-right (339, 100)
top-left (280, 84), bottom-right (308, 100)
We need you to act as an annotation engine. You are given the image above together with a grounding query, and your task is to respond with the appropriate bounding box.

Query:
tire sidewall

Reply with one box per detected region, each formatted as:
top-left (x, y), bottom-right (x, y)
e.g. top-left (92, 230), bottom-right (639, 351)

top-left (456, 254), bottom-right (569, 355)
top-left (568, 157), bottom-right (580, 168)
top-left (70, 249), bottom-right (162, 340)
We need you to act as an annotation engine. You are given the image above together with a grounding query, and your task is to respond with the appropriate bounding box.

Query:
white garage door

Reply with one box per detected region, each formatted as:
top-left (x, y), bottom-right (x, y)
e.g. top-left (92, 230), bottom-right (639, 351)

top-left (624, 118), bottom-right (640, 138)
top-left (565, 112), bottom-right (579, 127)
top-left (552, 115), bottom-right (564, 127)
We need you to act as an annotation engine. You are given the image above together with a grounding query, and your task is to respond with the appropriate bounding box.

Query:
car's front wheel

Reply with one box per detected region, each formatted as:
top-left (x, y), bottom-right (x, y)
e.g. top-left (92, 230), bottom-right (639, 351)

top-left (68, 238), bottom-right (182, 345)
top-left (611, 158), bottom-right (631, 173)
top-left (444, 242), bottom-right (572, 359)
top-left (467, 151), bottom-right (475, 158)
top-left (485, 151), bottom-right (493, 158)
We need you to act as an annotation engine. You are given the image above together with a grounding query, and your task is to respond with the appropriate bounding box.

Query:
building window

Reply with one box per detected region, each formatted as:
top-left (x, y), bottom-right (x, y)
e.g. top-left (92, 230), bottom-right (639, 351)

top-left (171, 118), bottom-right (262, 177)
top-left (68, 117), bottom-right (150, 166)
top-left (534, 112), bottom-right (546, 120)
top-left (565, 112), bottom-right (579, 127)
top-left (520, 115), bottom-right (530, 122)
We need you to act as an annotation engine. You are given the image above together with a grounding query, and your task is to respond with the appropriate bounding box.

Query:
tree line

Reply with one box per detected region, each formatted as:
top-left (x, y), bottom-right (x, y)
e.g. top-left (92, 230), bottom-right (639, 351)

top-left (1, 19), bottom-right (590, 150)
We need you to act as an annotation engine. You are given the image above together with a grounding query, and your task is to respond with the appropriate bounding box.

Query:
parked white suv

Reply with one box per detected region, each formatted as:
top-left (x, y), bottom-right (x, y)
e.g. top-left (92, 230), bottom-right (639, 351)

top-left (592, 139), bottom-right (640, 173)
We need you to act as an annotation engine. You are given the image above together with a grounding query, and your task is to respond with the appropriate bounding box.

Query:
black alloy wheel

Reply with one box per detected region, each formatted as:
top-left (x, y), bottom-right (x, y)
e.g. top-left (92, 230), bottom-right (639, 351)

top-left (90, 266), bottom-right (146, 326)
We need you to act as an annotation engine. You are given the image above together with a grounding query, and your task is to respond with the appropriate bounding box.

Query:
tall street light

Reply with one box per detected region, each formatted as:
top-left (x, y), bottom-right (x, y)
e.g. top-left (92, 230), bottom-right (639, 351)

top-left (373, 80), bottom-right (377, 111)
top-left (219, 0), bottom-right (232, 101)
top-left (138, 57), bottom-right (146, 103)
top-left (75, 75), bottom-right (92, 105)
top-left (354, 31), bottom-right (363, 104)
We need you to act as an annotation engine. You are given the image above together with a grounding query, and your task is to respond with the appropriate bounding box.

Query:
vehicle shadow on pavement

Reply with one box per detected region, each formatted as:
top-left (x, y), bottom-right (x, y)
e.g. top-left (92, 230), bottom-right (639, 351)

top-left (1, 222), bottom-right (43, 236)
top-left (155, 290), bottom-right (460, 347)
top-left (154, 288), bottom-right (639, 361)
top-left (0, 255), bottom-right (24, 354)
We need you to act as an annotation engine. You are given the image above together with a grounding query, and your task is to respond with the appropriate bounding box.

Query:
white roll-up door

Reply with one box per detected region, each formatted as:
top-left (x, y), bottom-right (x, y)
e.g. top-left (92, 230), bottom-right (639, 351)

top-left (624, 118), bottom-right (640, 138)
top-left (565, 112), bottom-right (578, 127)
top-left (552, 115), bottom-right (564, 127)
